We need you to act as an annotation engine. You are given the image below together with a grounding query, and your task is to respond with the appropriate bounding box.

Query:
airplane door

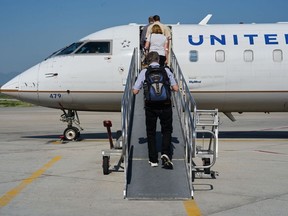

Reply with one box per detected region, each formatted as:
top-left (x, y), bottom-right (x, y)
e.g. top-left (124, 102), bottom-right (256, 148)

top-left (111, 26), bottom-right (140, 90)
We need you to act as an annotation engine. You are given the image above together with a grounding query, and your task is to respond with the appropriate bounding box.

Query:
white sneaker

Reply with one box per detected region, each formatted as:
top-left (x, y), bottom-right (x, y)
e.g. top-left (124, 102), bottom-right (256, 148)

top-left (161, 154), bottom-right (173, 169)
top-left (149, 161), bottom-right (158, 167)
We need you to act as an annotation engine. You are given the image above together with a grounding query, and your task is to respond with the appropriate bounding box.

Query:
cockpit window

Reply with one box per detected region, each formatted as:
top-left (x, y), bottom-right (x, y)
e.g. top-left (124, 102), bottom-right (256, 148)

top-left (45, 41), bottom-right (111, 60)
top-left (56, 42), bottom-right (83, 56)
top-left (45, 47), bottom-right (64, 59)
top-left (75, 42), bottom-right (111, 54)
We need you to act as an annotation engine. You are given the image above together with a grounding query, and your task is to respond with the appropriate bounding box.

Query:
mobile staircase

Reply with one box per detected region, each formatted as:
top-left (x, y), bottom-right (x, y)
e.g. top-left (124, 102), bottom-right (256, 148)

top-left (170, 50), bottom-right (219, 185)
top-left (102, 48), bottom-right (219, 199)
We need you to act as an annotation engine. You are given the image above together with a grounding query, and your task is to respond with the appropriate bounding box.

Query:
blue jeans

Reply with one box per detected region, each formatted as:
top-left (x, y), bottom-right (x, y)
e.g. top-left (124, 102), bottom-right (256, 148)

top-left (145, 106), bottom-right (173, 163)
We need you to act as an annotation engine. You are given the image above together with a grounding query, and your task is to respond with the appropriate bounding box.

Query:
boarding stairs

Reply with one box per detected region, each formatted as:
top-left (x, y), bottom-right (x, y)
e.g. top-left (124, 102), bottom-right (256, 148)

top-left (170, 50), bottom-right (219, 184)
top-left (102, 48), bottom-right (219, 199)
top-left (194, 109), bottom-right (219, 179)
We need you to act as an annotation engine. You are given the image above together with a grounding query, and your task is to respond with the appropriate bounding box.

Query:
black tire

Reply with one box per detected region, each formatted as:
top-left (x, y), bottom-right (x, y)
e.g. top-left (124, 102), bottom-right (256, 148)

top-left (203, 158), bottom-right (211, 174)
top-left (103, 156), bottom-right (110, 175)
top-left (211, 171), bottom-right (216, 179)
top-left (63, 126), bottom-right (80, 141)
top-left (192, 170), bottom-right (195, 182)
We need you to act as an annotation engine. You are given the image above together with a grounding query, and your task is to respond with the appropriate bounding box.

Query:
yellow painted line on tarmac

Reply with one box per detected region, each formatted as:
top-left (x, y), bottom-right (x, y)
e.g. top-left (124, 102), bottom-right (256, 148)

top-left (0, 156), bottom-right (62, 208)
top-left (184, 199), bottom-right (202, 216)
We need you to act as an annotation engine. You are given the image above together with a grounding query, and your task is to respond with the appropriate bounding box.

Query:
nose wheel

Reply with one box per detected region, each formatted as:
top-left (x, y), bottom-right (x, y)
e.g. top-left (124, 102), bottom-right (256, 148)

top-left (60, 109), bottom-right (83, 141)
top-left (64, 126), bottom-right (80, 141)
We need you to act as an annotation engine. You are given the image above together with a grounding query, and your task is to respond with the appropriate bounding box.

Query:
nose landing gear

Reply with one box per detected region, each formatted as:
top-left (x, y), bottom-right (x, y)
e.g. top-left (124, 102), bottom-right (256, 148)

top-left (60, 109), bottom-right (83, 141)
top-left (63, 126), bottom-right (80, 141)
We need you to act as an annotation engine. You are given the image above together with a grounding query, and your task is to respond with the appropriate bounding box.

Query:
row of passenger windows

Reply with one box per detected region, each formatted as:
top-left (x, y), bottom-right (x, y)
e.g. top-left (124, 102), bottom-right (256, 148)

top-left (190, 49), bottom-right (284, 63)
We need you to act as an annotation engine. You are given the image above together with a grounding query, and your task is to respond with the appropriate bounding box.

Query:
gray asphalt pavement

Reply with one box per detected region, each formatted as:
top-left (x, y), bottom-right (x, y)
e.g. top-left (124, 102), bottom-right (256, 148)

top-left (0, 107), bottom-right (288, 216)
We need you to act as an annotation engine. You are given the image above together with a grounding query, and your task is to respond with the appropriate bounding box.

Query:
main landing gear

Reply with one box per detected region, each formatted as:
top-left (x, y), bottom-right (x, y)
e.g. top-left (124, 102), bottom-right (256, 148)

top-left (60, 109), bottom-right (83, 141)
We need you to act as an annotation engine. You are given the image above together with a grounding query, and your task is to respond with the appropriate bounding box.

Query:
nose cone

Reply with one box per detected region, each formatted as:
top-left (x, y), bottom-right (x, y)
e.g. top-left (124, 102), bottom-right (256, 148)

top-left (0, 74), bottom-right (20, 99)
top-left (1, 64), bottom-right (39, 104)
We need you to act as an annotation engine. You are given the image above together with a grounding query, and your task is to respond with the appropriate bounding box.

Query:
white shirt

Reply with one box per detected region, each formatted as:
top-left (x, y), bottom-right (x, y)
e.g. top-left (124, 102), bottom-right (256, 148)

top-left (147, 34), bottom-right (167, 56)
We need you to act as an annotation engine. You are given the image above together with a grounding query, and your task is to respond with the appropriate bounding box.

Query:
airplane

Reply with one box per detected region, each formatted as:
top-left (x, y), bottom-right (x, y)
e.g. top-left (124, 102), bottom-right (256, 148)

top-left (1, 15), bottom-right (288, 140)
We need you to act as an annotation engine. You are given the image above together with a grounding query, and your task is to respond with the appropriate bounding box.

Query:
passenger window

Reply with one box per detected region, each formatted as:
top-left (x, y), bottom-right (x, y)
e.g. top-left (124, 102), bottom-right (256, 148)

top-left (189, 50), bottom-right (198, 62)
top-left (273, 49), bottom-right (283, 62)
top-left (75, 41), bottom-right (111, 54)
top-left (215, 50), bottom-right (225, 62)
top-left (244, 50), bottom-right (254, 62)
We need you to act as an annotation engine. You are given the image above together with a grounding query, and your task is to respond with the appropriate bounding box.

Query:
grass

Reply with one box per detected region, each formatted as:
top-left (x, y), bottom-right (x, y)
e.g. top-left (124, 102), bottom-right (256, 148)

top-left (0, 93), bottom-right (33, 107)
top-left (0, 92), bottom-right (11, 99)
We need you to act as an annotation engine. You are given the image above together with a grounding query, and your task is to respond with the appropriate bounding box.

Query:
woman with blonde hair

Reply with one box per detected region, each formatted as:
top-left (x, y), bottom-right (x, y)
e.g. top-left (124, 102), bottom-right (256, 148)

top-left (144, 24), bottom-right (169, 66)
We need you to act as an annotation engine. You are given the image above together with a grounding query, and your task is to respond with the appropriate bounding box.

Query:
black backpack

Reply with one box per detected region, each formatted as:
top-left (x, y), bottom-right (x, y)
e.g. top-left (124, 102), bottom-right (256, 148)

top-left (143, 66), bottom-right (171, 104)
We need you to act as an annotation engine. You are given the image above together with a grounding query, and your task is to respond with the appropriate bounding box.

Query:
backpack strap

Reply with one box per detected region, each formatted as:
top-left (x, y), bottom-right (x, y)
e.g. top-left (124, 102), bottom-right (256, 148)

top-left (145, 65), bottom-right (169, 83)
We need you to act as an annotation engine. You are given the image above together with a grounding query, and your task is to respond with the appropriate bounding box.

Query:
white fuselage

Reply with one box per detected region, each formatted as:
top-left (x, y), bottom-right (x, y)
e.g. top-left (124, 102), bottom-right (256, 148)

top-left (1, 23), bottom-right (288, 112)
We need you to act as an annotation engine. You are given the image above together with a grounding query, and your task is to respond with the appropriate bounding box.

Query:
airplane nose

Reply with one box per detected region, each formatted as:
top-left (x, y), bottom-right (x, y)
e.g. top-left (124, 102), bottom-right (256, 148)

top-left (1, 65), bottom-right (40, 104)
top-left (0, 74), bottom-right (20, 99)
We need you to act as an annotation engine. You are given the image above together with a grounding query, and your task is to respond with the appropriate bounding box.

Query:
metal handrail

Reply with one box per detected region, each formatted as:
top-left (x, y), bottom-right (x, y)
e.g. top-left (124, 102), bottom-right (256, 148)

top-left (121, 48), bottom-right (139, 197)
top-left (170, 50), bottom-right (197, 197)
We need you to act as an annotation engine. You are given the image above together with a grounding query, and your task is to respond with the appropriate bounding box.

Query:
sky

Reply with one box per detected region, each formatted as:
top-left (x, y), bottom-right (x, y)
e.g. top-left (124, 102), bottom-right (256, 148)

top-left (0, 0), bottom-right (287, 85)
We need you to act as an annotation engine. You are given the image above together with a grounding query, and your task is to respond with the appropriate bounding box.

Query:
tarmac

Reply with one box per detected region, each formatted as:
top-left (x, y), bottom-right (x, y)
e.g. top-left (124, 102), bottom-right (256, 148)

top-left (0, 107), bottom-right (288, 216)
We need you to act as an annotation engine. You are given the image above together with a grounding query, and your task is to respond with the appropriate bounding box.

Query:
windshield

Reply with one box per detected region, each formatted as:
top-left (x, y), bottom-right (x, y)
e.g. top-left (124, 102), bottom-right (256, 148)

top-left (75, 41), bottom-right (111, 54)
top-left (55, 42), bottom-right (84, 56)
top-left (45, 41), bottom-right (111, 60)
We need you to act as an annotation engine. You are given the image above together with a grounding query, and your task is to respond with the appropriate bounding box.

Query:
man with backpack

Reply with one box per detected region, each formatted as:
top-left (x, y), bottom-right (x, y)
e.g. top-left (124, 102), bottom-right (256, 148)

top-left (132, 51), bottom-right (179, 169)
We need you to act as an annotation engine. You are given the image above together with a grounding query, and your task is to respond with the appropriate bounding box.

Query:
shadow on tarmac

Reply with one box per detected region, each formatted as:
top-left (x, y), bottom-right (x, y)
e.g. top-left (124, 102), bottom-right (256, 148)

top-left (219, 131), bottom-right (288, 139)
top-left (22, 132), bottom-right (116, 140)
top-left (22, 131), bottom-right (288, 140)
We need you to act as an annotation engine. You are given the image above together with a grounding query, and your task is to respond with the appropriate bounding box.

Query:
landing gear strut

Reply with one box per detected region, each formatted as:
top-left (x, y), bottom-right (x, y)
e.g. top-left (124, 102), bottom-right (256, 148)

top-left (60, 109), bottom-right (83, 141)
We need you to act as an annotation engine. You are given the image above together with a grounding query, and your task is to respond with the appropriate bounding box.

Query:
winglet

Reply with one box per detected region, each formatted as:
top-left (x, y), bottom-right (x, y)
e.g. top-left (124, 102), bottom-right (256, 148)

top-left (199, 14), bottom-right (212, 25)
